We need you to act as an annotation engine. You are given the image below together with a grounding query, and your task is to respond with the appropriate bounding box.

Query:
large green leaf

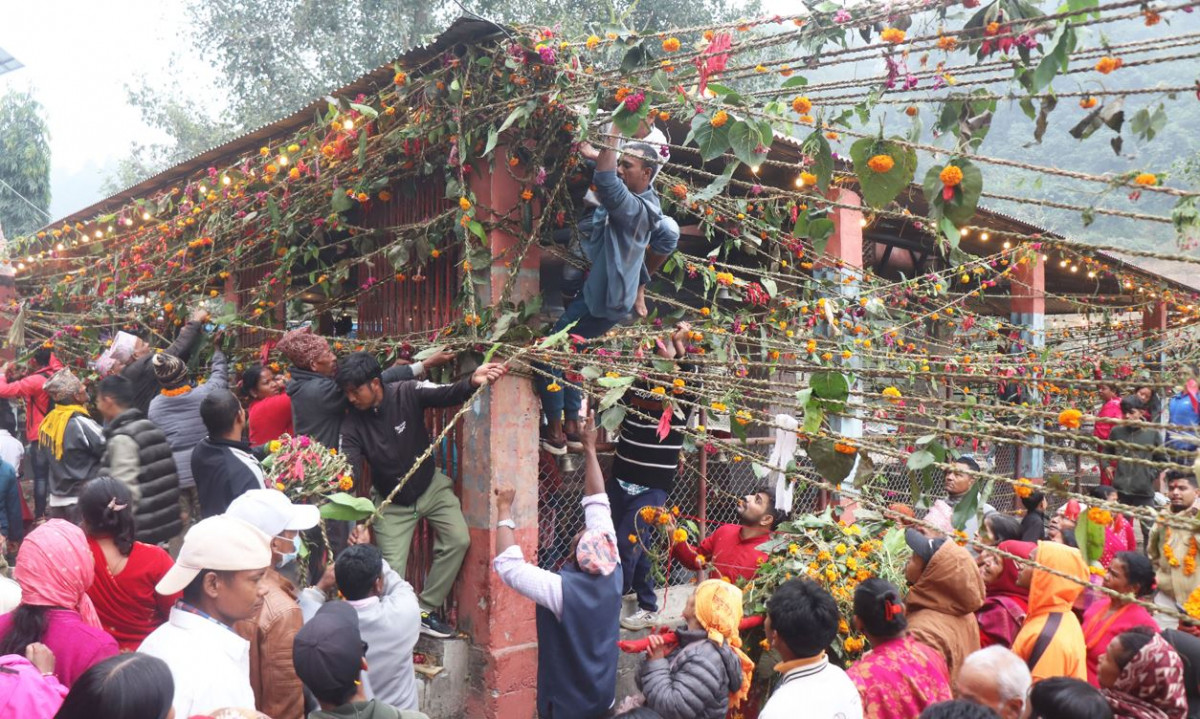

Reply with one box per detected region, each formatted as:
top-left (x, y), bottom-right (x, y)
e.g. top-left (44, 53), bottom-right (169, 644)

top-left (808, 438), bottom-right (857, 484)
top-left (923, 159), bottom-right (983, 227)
top-left (728, 121), bottom-right (767, 166)
top-left (319, 492), bottom-right (377, 521)
top-left (850, 137), bottom-right (916, 209)
top-left (810, 371), bottom-right (850, 401)
top-left (950, 481), bottom-right (982, 531)
top-left (801, 131), bottom-right (834, 192)
top-left (692, 116), bottom-right (732, 162)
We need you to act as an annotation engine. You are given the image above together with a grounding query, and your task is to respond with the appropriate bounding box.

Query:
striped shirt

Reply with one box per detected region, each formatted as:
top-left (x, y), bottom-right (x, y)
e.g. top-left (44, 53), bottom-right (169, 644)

top-left (612, 405), bottom-right (687, 491)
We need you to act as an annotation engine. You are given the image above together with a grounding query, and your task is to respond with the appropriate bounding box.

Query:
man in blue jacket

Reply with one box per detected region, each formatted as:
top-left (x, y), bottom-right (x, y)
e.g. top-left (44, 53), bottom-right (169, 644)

top-left (538, 128), bottom-right (670, 454)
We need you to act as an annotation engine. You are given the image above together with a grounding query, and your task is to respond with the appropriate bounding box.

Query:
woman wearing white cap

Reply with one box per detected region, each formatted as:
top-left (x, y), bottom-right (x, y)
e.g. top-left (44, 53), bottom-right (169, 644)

top-left (225, 489), bottom-right (321, 719)
top-left (136, 514), bottom-right (272, 718)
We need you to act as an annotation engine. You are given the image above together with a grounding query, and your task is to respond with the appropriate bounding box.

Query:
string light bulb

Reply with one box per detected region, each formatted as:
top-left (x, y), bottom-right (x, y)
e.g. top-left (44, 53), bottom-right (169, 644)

top-left (1060, 260), bottom-right (1069, 268)
top-left (142, 212), bottom-right (151, 221)
top-left (980, 232), bottom-right (990, 241)
top-left (1070, 265), bottom-right (1078, 273)
top-left (93, 230), bottom-right (102, 238)
top-left (959, 228), bottom-right (969, 237)
top-left (751, 165), bottom-right (760, 174)
top-left (1002, 241), bottom-right (1011, 249)
top-left (55, 243), bottom-right (63, 251)
top-left (859, 218), bottom-right (868, 228)
top-left (343, 119), bottom-right (355, 131)
top-left (1087, 271), bottom-right (1096, 279)
top-left (222, 175), bottom-right (231, 186)
top-left (278, 155), bottom-right (289, 166)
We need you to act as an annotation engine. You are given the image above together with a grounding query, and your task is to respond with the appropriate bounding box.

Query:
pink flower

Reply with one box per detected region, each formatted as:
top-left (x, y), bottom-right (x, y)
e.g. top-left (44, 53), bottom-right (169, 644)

top-left (834, 9), bottom-right (851, 22)
top-left (623, 92), bottom-right (646, 113)
top-left (298, 436), bottom-right (312, 448)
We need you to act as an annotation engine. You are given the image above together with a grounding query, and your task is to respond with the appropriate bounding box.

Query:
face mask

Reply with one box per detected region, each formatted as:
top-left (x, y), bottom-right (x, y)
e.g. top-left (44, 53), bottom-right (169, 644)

top-left (277, 534), bottom-right (301, 568)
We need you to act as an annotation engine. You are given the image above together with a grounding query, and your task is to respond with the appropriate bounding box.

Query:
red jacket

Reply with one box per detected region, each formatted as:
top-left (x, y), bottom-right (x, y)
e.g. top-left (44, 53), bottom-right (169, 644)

top-left (671, 523), bottom-right (770, 581)
top-left (0, 355), bottom-right (63, 442)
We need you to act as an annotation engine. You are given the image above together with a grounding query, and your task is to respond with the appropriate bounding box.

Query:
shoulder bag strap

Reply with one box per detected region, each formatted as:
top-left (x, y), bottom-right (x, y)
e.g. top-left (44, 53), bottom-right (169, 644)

top-left (1027, 612), bottom-right (1064, 672)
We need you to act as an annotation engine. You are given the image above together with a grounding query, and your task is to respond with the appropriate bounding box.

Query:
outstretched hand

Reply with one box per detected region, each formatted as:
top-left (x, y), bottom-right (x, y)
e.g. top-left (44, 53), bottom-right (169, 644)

top-left (471, 362), bottom-right (507, 387)
top-left (424, 350), bottom-right (457, 368)
top-left (646, 633), bottom-right (670, 660)
top-left (580, 412), bottom-right (599, 453)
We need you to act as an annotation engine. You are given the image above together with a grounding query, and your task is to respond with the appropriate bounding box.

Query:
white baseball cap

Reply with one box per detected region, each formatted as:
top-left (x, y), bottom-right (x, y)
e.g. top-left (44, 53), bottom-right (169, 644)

top-left (156, 516), bottom-right (273, 595)
top-left (226, 489), bottom-right (321, 538)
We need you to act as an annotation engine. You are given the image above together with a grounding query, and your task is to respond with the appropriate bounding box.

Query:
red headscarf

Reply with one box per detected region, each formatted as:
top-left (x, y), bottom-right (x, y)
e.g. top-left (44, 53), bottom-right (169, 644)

top-left (991, 541), bottom-right (1036, 601)
top-left (13, 519), bottom-right (102, 628)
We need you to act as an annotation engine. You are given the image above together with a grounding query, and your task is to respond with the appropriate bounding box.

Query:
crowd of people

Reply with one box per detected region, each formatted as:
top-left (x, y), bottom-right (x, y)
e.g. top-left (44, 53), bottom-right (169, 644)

top-left (0, 307), bottom-right (507, 717)
top-left (0, 119), bottom-right (1199, 719)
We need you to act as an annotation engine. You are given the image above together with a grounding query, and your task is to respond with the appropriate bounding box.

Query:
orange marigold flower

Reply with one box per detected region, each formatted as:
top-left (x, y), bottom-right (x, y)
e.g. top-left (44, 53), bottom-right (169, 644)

top-left (905, 105), bottom-right (919, 117)
top-left (880, 27), bottom-right (906, 44)
top-left (662, 37), bottom-right (681, 52)
top-left (1080, 96), bottom-right (1098, 109)
top-left (393, 71), bottom-right (407, 85)
top-left (825, 131), bottom-right (839, 140)
top-left (867, 154), bottom-right (894, 173)
top-left (940, 165), bottom-right (964, 187)
top-left (800, 171), bottom-right (817, 187)
top-left (521, 189), bottom-right (534, 201)
top-left (672, 528), bottom-right (688, 543)
top-left (1144, 9), bottom-right (1161, 25)
top-left (1058, 408), bottom-right (1083, 429)
top-left (711, 110), bottom-right (729, 128)
top-left (586, 35), bottom-right (600, 50)
top-left (671, 183), bottom-right (688, 200)
top-left (937, 35), bottom-right (958, 51)
top-left (459, 197), bottom-right (472, 211)
top-left (792, 96), bottom-right (812, 114)
top-left (1134, 173), bottom-right (1158, 187)
top-left (1095, 56), bottom-right (1121, 74)
top-left (703, 30), bottom-right (714, 41)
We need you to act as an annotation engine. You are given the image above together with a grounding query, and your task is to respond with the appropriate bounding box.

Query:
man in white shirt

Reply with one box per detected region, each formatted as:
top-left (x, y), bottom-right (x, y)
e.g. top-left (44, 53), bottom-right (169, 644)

top-left (0, 409), bottom-right (24, 475)
top-left (301, 541), bottom-right (422, 711)
top-left (761, 578), bottom-right (863, 719)
top-left (138, 514), bottom-right (272, 718)
top-left (493, 414), bottom-right (621, 718)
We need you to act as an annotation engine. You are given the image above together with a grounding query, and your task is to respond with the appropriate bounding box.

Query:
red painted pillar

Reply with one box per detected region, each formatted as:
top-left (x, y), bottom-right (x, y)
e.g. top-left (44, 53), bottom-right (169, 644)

top-left (823, 188), bottom-right (863, 272)
top-left (456, 144), bottom-right (541, 719)
top-left (1010, 252), bottom-right (1045, 479)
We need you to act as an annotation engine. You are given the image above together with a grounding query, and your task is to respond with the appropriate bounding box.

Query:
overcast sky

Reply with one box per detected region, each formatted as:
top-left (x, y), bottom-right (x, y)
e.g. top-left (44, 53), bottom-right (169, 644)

top-left (1, 0), bottom-right (791, 223)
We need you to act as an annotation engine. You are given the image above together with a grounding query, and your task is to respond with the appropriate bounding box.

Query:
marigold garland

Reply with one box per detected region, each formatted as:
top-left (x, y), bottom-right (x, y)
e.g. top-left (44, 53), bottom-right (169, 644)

top-left (791, 96), bottom-right (812, 115)
top-left (159, 385), bottom-right (193, 398)
top-left (1015, 478), bottom-right (1035, 500)
top-left (661, 37), bottom-right (681, 52)
top-left (880, 27), bottom-right (906, 44)
top-left (1095, 56), bottom-right (1123, 74)
top-left (1134, 173), bottom-right (1159, 187)
top-left (1087, 507), bottom-right (1113, 526)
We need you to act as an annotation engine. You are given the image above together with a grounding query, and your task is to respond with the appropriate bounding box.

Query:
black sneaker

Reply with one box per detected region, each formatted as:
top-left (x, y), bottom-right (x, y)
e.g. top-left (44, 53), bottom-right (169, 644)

top-left (421, 611), bottom-right (455, 638)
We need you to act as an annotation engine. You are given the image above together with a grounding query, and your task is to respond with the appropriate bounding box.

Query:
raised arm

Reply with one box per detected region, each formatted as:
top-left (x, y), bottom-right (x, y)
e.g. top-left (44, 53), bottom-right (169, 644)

top-left (165, 310), bottom-right (209, 361)
top-left (493, 484), bottom-right (564, 617)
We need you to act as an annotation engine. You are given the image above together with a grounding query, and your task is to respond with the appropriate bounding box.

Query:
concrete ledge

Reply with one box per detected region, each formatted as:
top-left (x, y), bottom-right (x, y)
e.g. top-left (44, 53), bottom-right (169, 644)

top-left (415, 634), bottom-right (470, 719)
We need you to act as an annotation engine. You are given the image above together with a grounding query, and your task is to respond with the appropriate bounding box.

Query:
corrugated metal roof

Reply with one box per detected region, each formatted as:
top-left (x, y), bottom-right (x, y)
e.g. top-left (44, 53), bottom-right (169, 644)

top-left (0, 46), bottom-right (22, 76)
top-left (43, 15), bottom-right (505, 230)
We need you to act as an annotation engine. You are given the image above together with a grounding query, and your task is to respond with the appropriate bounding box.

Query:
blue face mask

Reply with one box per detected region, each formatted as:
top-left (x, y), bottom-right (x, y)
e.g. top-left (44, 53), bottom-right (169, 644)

top-left (277, 534), bottom-right (301, 567)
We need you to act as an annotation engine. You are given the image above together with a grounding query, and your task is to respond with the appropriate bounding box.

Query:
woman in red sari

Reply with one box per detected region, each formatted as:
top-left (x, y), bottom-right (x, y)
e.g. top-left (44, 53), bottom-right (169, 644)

top-left (1083, 551), bottom-right (1158, 687)
top-left (847, 578), bottom-right (952, 719)
top-left (80, 478), bottom-right (179, 651)
top-left (976, 541), bottom-right (1032, 649)
top-left (240, 364), bottom-right (292, 446)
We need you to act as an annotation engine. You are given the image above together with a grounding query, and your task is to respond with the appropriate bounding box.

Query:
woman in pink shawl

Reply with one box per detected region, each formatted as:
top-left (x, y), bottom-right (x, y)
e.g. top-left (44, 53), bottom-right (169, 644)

top-left (1100, 628), bottom-right (1188, 719)
top-left (1083, 551), bottom-right (1159, 687)
top-left (847, 578), bottom-right (952, 719)
top-left (976, 541), bottom-right (1032, 649)
top-left (0, 519), bottom-right (118, 687)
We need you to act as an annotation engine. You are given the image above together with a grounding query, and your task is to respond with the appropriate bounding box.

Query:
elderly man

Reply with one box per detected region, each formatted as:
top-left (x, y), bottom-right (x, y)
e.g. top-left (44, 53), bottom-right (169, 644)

top-left (275, 328), bottom-right (453, 450)
top-left (493, 414), bottom-right (621, 718)
top-left (39, 369), bottom-right (105, 522)
top-left (537, 128), bottom-right (671, 454)
top-left (924, 456), bottom-right (996, 541)
top-left (955, 646), bottom-right (1031, 719)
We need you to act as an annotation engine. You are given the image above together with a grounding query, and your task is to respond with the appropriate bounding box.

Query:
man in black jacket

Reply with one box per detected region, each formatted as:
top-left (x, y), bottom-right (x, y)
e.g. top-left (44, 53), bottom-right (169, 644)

top-left (336, 352), bottom-right (505, 638)
top-left (191, 389), bottom-right (266, 518)
top-left (96, 374), bottom-right (181, 544)
top-left (122, 308), bottom-right (209, 415)
top-left (275, 327), bottom-right (454, 449)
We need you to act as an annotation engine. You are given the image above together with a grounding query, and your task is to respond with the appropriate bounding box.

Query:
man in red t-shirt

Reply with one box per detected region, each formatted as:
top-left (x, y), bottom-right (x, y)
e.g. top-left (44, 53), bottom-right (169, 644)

top-left (669, 487), bottom-right (787, 581)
